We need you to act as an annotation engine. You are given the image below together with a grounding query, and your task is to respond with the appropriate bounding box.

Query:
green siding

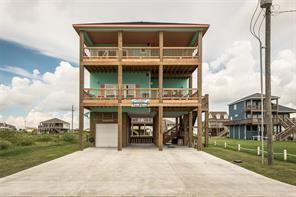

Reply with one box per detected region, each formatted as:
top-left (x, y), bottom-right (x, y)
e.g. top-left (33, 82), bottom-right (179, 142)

top-left (151, 78), bottom-right (188, 88)
top-left (90, 71), bottom-right (151, 89)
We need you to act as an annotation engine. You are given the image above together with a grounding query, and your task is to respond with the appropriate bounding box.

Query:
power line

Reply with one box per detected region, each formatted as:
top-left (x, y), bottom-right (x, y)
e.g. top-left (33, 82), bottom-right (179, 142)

top-left (273, 9), bottom-right (296, 14)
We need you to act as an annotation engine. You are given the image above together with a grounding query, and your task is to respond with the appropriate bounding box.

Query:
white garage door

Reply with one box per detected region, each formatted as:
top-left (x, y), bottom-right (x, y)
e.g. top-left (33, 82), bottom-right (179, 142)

top-left (96, 124), bottom-right (118, 147)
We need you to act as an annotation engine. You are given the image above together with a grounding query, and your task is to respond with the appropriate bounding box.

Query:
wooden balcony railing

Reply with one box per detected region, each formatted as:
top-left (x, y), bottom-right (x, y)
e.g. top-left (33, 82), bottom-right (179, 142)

top-left (83, 47), bottom-right (199, 59)
top-left (84, 47), bottom-right (118, 59)
top-left (246, 105), bottom-right (277, 111)
top-left (163, 47), bottom-right (198, 59)
top-left (122, 47), bottom-right (160, 59)
top-left (83, 88), bottom-right (199, 100)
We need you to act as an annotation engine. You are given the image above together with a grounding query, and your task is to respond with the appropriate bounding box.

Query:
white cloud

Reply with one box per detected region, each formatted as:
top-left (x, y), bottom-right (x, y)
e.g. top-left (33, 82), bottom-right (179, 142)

top-left (0, 0), bottom-right (295, 62)
top-left (1, 61), bottom-right (80, 128)
top-left (197, 41), bottom-right (296, 111)
top-left (0, 66), bottom-right (41, 80)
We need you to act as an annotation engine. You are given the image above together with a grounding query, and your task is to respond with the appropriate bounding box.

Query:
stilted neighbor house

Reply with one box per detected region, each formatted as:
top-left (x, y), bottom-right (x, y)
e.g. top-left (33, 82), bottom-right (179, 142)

top-left (73, 22), bottom-right (209, 150)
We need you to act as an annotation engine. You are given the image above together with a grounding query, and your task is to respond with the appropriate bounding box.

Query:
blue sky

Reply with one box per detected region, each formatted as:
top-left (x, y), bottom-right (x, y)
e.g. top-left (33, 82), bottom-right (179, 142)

top-left (0, 39), bottom-right (77, 85)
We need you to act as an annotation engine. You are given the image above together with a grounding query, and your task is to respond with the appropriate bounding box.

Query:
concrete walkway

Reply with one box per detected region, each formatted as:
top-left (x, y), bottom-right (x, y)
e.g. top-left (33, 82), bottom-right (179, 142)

top-left (0, 146), bottom-right (296, 197)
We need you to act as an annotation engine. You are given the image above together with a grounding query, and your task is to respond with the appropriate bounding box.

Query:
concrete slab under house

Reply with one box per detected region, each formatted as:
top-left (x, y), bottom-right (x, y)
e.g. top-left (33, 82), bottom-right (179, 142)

top-left (73, 22), bottom-right (210, 150)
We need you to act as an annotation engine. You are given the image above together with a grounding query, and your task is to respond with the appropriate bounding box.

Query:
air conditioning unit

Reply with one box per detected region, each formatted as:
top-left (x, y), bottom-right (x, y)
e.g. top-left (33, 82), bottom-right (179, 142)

top-left (260, 0), bottom-right (272, 8)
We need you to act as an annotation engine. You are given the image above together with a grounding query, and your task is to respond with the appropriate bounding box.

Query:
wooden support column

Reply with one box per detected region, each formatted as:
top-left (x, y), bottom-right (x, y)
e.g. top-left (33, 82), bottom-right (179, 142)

top-left (197, 31), bottom-right (203, 151)
top-left (176, 117), bottom-right (179, 134)
top-left (198, 31), bottom-right (203, 102)
top-left (79, 31), bottom-right (84, 151)
top-left (158, 106), bottom-right (163, 151)
top-left (189, 112), bottom-right (193, 147)
top-left (189, 75), bottom-right (192, 95)
top-left (184, 115), bottom-right (188, 146)
top-left (159, 32), bottom-right (164, 103)
top-left (276, 98), bottom-right (279, 123)
top-left (204, 111), bottom-right (209, 147)
top-left (118, 106), bottom-right (122, 151)
top-left (118, 32), bottom-right (123, 102)
top-left (197, 107), bottom-right (203, 150)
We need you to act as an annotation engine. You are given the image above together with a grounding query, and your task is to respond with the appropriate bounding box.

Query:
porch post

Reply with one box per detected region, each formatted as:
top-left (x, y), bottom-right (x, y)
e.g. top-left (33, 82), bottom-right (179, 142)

top-left (158, 106), bottom-right (163, 151)
top-left (204, 111), bottom-right (209, 147)
top-left (79, 31), bottom-right (84, 151)
top-left (159, 32), bottom-right (163, 103)
top-left (118, 106), bottom-right (122, 151)
top-left (189, 112), bottom-right (193, 147)
top-left (197, 31), bottom-right (203, 151)
top-left (118, 32), bottom-right (123, 102)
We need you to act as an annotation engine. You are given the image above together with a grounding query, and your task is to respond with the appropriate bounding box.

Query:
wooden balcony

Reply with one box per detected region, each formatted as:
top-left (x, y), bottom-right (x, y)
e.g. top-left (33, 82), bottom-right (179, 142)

top-left (82, 88), bottom-right (204, 107)
top-left (83, 47), bottom-right (199, 66)
top-left (225, 118), bottom-right (280, 126)
top-left (245, 105), bottom-right (278, 111)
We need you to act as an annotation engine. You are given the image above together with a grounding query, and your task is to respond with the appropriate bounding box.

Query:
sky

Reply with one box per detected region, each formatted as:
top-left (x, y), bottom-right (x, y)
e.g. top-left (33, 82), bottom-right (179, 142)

top-left (0, 0), bottom-right (295, 128)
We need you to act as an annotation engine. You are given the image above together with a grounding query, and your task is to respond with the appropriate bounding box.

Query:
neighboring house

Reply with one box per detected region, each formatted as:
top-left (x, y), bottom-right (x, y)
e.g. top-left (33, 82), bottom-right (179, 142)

top-left (0, 122), bottom-right (16, 131)
top-left (73, 22), bottom-right (210, 150)
top-left (38, 118), bottom-right (70, 134)
top-left (226, 93), bottom-right (296, 140)
top-left (24, 127), bottom-right (37, 133)
top-left (208, 112), bottom-right (229, 137)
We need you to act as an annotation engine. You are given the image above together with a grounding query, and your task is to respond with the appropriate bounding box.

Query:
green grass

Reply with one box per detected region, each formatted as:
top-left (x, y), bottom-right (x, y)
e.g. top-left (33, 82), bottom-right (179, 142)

top-left (0, 131), bottom-right (90, 178)
top-left (0, 142), bottom-right (80, 177)
top-left (209, 137), bottom-right (296, 163)
top-left (204, 146), bottom-right (296, 186)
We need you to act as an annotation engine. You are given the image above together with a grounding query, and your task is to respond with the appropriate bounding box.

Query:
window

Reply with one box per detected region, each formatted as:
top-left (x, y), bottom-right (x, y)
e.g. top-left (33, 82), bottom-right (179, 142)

top-left (224, 114), bottom-right (229, 119)
top-left (235, 114), bottom-right (238, 118)
top-left (216, 114), bottom-right (221, 119)
top-left (230, 116), bottom-right (233, 120)
top-left (234, 104), bottom-right (237, 110)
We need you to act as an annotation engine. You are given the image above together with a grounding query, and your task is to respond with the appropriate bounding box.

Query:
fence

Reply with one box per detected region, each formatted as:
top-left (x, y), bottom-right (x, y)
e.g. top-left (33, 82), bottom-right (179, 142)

top-left (211, 140), bottom-right (296, 163)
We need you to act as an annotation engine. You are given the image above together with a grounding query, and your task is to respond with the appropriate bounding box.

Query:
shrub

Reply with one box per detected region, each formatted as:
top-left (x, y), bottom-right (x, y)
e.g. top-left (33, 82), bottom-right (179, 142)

top-left (0, 139), bottom-right (12, 149)
top-left (36, 135), bottom-right (53, 142)
top-left (17, 136), bottom-right (35, 146)
top-left (62, 133), bottom-right (77, 143)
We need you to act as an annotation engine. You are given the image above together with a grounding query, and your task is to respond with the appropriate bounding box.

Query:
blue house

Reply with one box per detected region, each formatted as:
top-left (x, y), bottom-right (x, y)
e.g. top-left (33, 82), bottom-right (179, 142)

top-left (227, 93), bottom-right (296, 140)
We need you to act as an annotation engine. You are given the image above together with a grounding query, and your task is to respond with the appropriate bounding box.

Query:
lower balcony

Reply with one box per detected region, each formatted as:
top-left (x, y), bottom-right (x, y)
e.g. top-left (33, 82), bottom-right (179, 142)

top-left (82, 88), bottom-right (206, 107)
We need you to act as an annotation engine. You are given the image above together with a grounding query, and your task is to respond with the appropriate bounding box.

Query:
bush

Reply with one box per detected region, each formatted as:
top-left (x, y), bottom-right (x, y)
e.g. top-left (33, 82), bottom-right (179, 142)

top-left (35, 135), bottom-right (53, 142)
top-left (62, 133), bottom-right (77, 143)
top-left (17, 136), bottom-right (35, 146)
top-left (0, 139), bottom-right (12, 149)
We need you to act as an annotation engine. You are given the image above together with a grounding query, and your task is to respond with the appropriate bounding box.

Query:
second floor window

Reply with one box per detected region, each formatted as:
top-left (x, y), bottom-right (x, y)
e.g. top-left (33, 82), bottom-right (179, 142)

top-left (234, 104), bottom-right (237, 110)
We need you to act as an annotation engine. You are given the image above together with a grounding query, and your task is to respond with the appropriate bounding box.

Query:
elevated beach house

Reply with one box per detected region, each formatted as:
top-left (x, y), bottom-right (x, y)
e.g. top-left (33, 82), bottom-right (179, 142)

top-left (73, 22), bottom-right (209, 150)
top-left (208, 112), bottom-right (229, 137)
top-left (226, 93), bottom-right (296, 140)
top-left (38, 118), bottom-right (70, 134)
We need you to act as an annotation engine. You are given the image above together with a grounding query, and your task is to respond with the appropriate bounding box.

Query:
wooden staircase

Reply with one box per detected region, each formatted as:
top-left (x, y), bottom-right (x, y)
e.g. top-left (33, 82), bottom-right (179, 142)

top-left (218, 128), bottom-right (229, 137)
top-left (163, 113), bottom-right (197, 144)
top-left (275, 117), bottom-right (296, 141)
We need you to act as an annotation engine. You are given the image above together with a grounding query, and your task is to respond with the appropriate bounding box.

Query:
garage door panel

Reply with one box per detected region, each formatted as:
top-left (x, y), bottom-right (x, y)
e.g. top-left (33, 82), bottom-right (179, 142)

top-left (96, 124), bottom-right (118, 147)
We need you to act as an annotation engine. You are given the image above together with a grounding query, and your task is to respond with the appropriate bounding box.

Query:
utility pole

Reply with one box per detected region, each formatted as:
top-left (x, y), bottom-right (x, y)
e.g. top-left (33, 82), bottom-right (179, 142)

top-left (71, 105), bottom-right (74, 132)
top-left (261, 0), bottom-right (273, 165)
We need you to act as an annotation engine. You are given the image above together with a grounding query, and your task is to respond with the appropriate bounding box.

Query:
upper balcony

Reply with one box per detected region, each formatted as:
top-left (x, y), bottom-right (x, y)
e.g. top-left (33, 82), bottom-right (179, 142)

top-left (83, 47), bottom-right (199, 66)
top-left (73, 22), bottom-right (209, 68)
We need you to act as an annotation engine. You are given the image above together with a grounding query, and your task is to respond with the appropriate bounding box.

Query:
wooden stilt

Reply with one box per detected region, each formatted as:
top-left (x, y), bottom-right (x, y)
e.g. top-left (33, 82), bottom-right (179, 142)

top-left (118, 106), bottom-right (122, 151)
top-left (158, 106), bottom-right (163, 151)
top-left (189, 112), bottom-right (193, 147)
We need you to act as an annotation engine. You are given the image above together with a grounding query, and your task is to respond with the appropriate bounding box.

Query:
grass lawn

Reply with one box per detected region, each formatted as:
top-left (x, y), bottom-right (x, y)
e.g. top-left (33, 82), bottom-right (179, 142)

top-left (208, 137), bottom-right (296, 163)
top-left (0, 131), bottom-right (89, 178)
top-left (0, 142), bottom-right (80, 178)
top-left (204, 146), bottom-right (296, 186)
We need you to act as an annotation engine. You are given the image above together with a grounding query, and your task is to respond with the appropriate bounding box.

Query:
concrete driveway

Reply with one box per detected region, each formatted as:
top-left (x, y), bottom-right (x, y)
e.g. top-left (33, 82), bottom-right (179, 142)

top-left (0, 145), bottom-right (296, 197)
